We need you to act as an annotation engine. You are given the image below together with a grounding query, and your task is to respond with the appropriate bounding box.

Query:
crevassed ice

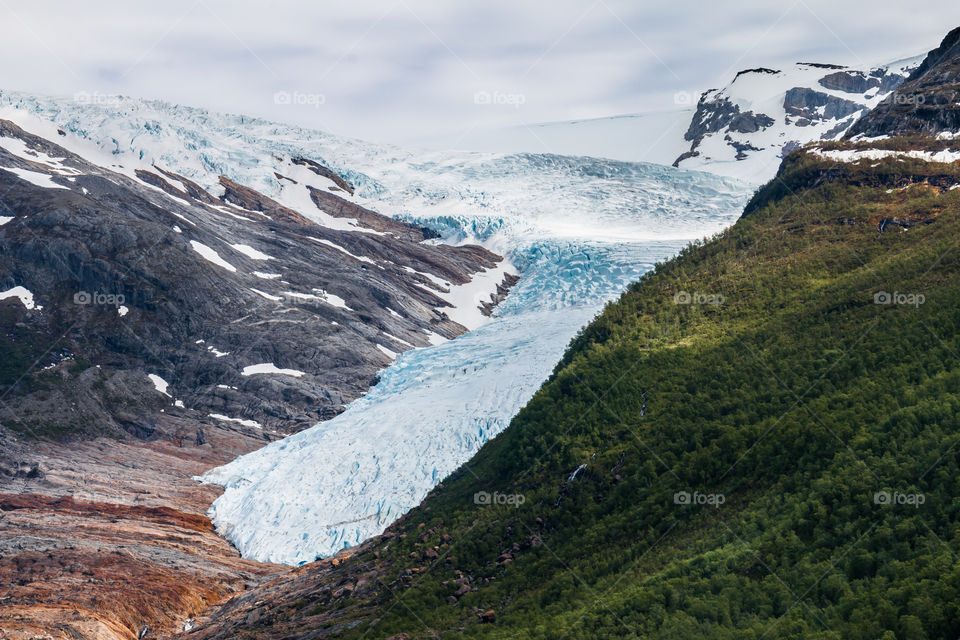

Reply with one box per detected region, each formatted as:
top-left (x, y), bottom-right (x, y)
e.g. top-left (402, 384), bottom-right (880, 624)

top-left (200, 157), bottom-right (751, 565)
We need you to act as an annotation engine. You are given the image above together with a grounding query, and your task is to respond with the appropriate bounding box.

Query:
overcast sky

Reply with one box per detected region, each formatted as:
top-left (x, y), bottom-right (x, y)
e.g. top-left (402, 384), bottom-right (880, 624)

top-left (1, 1), bottom-right (957, 143)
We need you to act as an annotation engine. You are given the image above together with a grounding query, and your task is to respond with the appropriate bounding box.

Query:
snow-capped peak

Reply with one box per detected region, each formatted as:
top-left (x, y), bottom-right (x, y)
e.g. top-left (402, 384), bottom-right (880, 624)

top-left (672, 55), bottom-right (926, 182)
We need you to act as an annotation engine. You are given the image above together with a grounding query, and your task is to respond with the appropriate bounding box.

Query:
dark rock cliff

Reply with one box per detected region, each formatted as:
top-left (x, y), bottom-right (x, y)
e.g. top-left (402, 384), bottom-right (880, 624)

top-left (846, 26), bottom-right (960, 137)
top-left (0, 120), bottom-right (507, 439)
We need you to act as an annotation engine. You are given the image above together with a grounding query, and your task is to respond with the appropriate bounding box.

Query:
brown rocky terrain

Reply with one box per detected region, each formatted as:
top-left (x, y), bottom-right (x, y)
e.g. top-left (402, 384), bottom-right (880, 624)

top-left (0, 116), bottom-right (517, 640)
top-left (0, 415), bottom-right (280, 640)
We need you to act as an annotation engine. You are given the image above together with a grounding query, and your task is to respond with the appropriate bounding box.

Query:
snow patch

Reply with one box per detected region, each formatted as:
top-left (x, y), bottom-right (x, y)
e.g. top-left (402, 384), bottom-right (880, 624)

top-left (190, 240), bottom-right (237, 272)
top-left (250, 288), bottom-right (282, 301)
top-left (1, 166), bottom-right (68, 190)
top-left (0, 286), bottom-right (39, 310)
top-left (148, 374), bottom-right (171, 396)
top-left (315, 290), bottom-right (351, 310)
top-left (284, 289), bottom-right (352, 310)
top-left (209, 413), bottom-right (262, 429)
top-left (231, 243), bottom-right (274, 260)
top-left (308, 237), bottom-right (377, 264)
top-left (434, 258), bottom-right (515, 330)
top-left (376, 344), bottom-right (398, 359)
top-left (812, 147), bottom-right (960, 164)
top-left (241, 363), bottom-right (306, 378)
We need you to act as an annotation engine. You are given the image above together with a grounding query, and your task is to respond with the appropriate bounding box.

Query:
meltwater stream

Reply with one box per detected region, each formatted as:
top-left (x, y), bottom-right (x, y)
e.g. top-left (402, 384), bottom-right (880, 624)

top-left (202, 154), bottom-right (752, 565)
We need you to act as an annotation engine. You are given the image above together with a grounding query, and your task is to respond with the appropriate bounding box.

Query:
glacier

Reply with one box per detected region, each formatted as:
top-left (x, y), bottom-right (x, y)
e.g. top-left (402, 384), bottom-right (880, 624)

top-left (200, 158), bottom-right (751, 564)
top-left (0, 91), bottom-right (751, 564)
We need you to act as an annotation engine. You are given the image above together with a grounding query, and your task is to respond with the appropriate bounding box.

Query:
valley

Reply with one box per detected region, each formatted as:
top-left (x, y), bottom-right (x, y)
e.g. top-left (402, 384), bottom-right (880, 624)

top-left (186, 30), bottom-right (960, 636)
top-left (2, 20), bottom-right (960, 640)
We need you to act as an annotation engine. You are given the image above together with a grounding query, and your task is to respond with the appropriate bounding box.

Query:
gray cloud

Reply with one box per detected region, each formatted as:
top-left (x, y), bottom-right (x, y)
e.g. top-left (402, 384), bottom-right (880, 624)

top-left (0, 0), bottom-right (956, 143)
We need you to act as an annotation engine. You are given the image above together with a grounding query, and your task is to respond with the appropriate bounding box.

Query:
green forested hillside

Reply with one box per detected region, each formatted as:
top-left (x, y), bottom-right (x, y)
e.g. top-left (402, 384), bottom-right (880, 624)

top-left (213, 144), bottom-right (960, 640)
top-left (305, 145), bottom-right (960, 640)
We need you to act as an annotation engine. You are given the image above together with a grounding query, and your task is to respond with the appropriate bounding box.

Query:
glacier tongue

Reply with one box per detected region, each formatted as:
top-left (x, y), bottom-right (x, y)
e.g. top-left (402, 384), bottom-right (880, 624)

top-left (0, 90), bottom-right (750, 564)
top-left (201, 157), bottom-right (751, 565)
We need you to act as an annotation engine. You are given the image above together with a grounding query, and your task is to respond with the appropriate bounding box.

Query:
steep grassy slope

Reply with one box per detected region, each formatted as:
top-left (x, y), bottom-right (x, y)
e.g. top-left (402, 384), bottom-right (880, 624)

top-left (196, 142), bottom-right (960, 639)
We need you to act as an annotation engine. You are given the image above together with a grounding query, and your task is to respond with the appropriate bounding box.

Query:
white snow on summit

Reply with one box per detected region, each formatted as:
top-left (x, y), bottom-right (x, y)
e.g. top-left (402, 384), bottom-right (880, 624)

top-left (421, 55), bottom-right (926, 185)
top-left (674, 56), bottom-right (926, 181)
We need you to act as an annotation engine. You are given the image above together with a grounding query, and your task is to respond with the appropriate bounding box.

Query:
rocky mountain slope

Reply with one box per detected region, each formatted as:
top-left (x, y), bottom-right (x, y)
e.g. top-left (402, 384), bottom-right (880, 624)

top-left (0, 110), bottom-right (510, 639)
top-left (672, 56), bottom-right (923, 180)
top-left (0, 118), bottom-right (503, 438)
top-left (184, 27), bottom-right (960, 640)
top-left (846, 26), bottom-right (960, 138)
top-left (0, 418), bottom-right (280, 640)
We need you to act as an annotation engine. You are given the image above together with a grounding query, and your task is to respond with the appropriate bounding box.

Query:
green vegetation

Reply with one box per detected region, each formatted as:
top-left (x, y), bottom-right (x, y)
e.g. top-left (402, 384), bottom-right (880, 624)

top-left (0, 305), bottom-right (49, 388)
top-left (292, 145), bottom-right (960, 639)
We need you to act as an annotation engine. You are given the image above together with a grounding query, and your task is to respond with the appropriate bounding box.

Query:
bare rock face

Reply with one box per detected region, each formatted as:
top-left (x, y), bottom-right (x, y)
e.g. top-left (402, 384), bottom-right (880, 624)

top-left (217, 175), bottom-right (316, 225)
top-left (305, 185), bottom-right (435, 240)
top-left (681, 92), bottom-right (775, 143)
top-left (846, 26), bottom-right (960, 138)
top-left (0, 415), bottom-right (283, 640)
top-left (291, 156), bottom-right (356, 194)
top-left (0, 116), bottom-right (518, 640)
top-left (0, 119), bottom-right (508, 440)
top-left (819, 69), bottom-right (880, 93)
top-left (816, 68), bottom-right (904, 95)
top-left (783, 87), bottom-right (865, 122)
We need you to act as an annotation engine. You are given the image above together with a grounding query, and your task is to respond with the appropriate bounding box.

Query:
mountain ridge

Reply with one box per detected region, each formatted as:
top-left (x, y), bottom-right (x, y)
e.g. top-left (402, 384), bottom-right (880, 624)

top-left (420, 54), bottom-right (925, 182)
